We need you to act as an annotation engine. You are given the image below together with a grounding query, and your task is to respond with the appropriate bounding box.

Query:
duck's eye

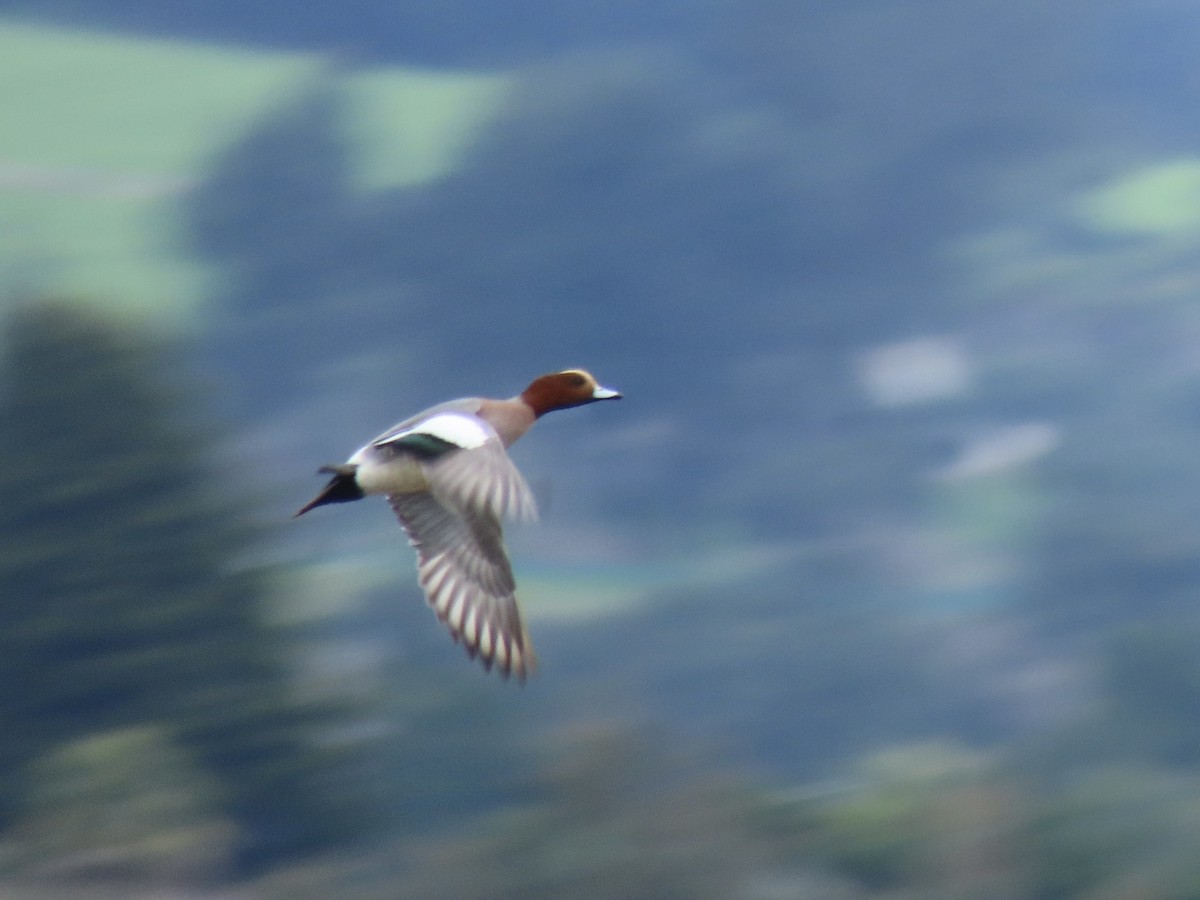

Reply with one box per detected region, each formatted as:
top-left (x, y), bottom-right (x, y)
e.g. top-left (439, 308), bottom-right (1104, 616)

top-left (568, 373), bottom-right (587, 387)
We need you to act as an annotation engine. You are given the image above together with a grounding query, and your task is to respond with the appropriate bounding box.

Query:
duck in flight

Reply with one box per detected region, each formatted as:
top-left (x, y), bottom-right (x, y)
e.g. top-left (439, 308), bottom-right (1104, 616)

top-left (296, 369), bottom-right (621, 680)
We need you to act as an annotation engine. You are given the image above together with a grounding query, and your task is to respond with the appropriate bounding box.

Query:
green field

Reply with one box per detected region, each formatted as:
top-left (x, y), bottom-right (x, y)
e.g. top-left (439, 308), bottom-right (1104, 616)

top-left (0, 20), bottom-right (509, 324)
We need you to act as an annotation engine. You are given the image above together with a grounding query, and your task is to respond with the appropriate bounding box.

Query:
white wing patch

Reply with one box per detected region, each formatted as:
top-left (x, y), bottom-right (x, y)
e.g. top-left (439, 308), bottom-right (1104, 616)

top-left (379, 412), bottom-right (492, 451)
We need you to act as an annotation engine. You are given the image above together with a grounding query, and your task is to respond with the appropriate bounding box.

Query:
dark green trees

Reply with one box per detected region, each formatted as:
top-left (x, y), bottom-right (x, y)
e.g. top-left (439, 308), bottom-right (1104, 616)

top-left (0, 301), bottom-right (352, 871)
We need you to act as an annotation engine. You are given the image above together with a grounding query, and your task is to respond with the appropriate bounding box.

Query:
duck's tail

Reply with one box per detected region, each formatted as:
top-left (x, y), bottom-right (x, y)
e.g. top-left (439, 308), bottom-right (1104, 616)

top-left (294, 464), bottom-right (364, 517)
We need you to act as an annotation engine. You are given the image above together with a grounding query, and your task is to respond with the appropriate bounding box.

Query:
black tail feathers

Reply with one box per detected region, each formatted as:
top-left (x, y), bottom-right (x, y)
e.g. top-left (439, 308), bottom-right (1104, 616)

top-left (294, 464), bottom-right (364, 517)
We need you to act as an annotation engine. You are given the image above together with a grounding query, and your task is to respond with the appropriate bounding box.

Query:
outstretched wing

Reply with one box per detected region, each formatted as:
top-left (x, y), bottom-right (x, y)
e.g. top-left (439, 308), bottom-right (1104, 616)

top-left (388, 491), bottom-right (536, 680)
top-left (373, 411), bottom-right (537, 523)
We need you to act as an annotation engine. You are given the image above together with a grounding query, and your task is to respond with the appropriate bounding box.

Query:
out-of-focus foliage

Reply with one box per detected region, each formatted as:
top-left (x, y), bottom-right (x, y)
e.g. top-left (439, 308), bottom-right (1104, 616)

top-left (188, 82), bottom-right (360, 414)
top-left (241, 734), bottom-right (1200, 900)
top-left (398, 726), bottom-right (764, 900)
top-left (0, 301), bottom-right (389, 876)
top-left (12, 726), bottom-right (234, 884)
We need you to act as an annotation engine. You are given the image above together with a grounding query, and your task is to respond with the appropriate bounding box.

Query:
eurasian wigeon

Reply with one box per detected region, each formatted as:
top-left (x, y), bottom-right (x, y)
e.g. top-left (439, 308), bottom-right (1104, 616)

top-left (296, 369), bottom-right (621, 680)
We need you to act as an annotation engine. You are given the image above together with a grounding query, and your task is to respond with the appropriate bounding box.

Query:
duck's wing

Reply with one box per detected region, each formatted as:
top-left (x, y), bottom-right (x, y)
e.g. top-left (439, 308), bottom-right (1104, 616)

top-left (373, 410), bottom-right (536, 523)
top-left (388, 490), bottom-right (536, 680)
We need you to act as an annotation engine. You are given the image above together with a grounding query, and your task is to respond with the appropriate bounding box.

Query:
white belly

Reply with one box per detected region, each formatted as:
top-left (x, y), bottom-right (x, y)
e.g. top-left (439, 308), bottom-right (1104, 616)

top-left (349, 449), bottom-right (429, 496)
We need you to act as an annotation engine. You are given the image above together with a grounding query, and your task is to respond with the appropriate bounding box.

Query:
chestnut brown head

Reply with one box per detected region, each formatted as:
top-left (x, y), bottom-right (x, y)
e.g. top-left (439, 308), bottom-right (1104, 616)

top-left (520, 369), bottom-right (622, 417)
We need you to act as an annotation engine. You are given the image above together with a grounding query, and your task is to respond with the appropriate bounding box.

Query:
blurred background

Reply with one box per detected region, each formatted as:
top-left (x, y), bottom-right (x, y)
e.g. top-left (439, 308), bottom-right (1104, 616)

top-left (3, 1), bottom-right (1200, 897)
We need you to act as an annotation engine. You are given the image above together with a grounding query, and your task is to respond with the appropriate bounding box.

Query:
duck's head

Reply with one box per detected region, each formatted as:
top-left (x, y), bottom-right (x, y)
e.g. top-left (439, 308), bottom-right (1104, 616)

top-left (521, 369), bottom-right (622, 417)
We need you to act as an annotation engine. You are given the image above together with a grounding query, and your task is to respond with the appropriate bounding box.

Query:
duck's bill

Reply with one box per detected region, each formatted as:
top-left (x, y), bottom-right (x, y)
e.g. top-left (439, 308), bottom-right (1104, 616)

top-left (592, 385), bottom-right (622, 400)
